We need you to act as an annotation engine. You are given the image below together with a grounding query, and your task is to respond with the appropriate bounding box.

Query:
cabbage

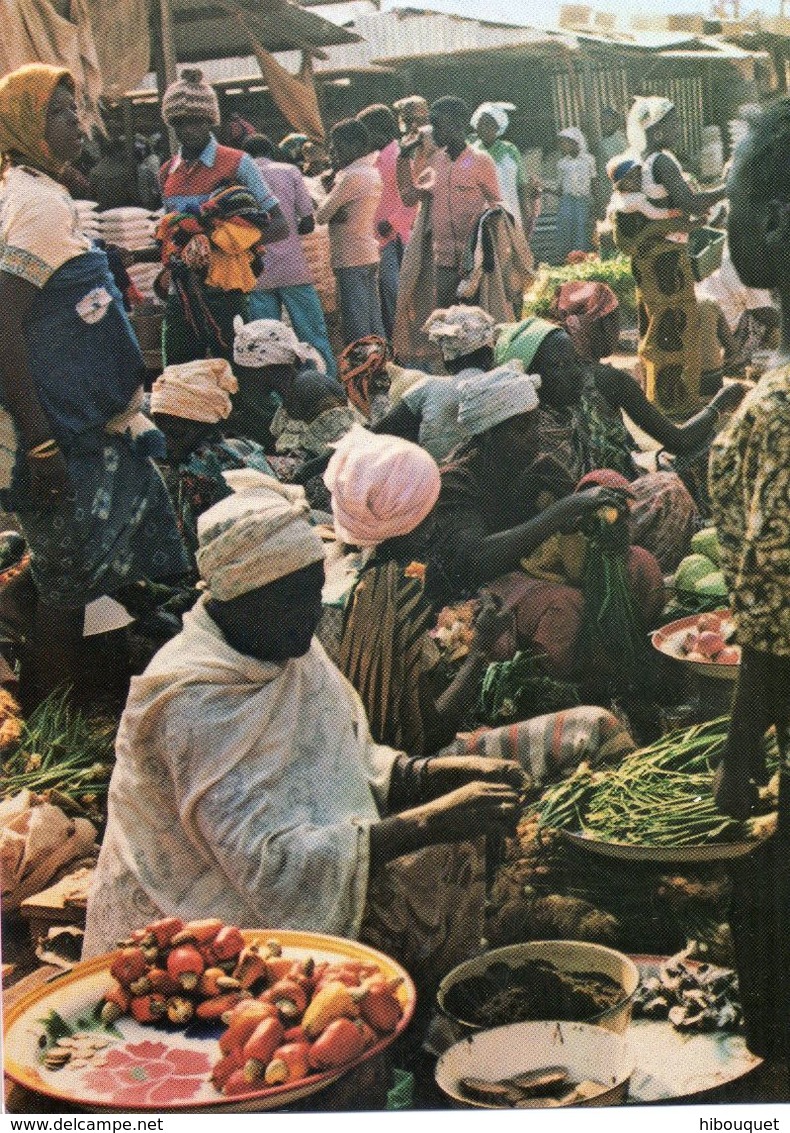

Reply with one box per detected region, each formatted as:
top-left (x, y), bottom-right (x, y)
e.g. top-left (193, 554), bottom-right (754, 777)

top-left (690, 527), bottom-right (721, 567)
top-left (675, 553), bottom-right (717, 593)
top-left (694, 571), bottom-right (728, 598)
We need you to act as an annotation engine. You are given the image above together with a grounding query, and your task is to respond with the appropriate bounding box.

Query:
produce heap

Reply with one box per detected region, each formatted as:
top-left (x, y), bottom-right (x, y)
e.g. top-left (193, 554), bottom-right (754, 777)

top-left (80, 917), bottom-right (406, 1098)
top-left (535, 718), bottom-right (778, 849)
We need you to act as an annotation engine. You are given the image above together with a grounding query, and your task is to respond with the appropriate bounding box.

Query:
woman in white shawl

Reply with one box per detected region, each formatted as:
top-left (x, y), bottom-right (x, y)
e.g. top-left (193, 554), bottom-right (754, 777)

top-left (83, 478), bottom-right (525, 986)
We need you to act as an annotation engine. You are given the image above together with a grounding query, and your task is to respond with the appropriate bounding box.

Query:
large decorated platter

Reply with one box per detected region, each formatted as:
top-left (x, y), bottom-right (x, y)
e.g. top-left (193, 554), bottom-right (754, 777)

top-left (3, 928), bottom-right (416, 1112)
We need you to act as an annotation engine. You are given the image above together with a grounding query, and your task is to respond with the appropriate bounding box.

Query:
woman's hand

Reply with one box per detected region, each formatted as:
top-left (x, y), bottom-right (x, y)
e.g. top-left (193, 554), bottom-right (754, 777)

top-left (419, 780), bottom-right (523, 842)
top-left (28, 448), bottom-right (71, 509)
top-left (550, 486), bottom-right (629, 534)
top-left (471, 592), bottom-right (512, 655)
top-left (424, 754), bottom-right (528, 800)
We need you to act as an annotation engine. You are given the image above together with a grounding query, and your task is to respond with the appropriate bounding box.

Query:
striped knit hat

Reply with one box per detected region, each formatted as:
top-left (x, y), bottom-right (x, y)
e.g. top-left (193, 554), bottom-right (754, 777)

top-left (161, 68), bottom-right (220, 127)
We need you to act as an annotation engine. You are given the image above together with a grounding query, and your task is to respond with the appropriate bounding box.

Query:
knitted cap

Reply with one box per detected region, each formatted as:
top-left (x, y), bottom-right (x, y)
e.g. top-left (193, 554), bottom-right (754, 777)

top-left (161, 68), bottom-right (220, 127)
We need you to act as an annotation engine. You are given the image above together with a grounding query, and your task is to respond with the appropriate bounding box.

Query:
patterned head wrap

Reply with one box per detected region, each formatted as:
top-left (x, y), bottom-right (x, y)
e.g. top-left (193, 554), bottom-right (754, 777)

top-left (471, 102), bottom-right (515, 138)
top-left (150, 359), bottom-right (238, 424)
top-left (457, 361), bottom-right (541, 435)
top-left (161, 68), bottom-right (220, 127)
top-left (338, 336), bottom-right (392, 416)
top-left (626, 96), bottom-right (675, 156)
top-left (233, 316), bottom-right (313, 369)
top-left (325, 425), bottom-right (441, 548)
top-left (423, 305), bottom-right (496, 361)
top-left (196, 478), bottom-right (325, 600)
top-left (0, 64), bottom-right (75, 176)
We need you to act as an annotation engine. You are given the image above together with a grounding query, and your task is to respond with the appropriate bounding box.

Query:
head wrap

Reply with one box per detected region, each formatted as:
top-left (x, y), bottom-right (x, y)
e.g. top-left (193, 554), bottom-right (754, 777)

top-left (471, 102), bottom-right (515, 138)
top-left (626, 96), bottom-right (675, 156)
top-left (607, 153), bottom-right (640, 186)
top-left (576, 468), bottom-right (635, 498)
top-left (423, 305), bottom-right (496, 361)
top-left (495, 316), bottom-right (559, 372)
top-left (162, 68), bottom-right (220, 127)
top-left (457, 362), bottom-right (540, 435)
top-left (0, 64), bottom-right (75, 176)
top-left (233, 316), bottom-right (313, 369)
top-left (196, 478), bottom-right (325, 600)
top-left (150, 358), bottom-right (238, 423)
top-left (324, 425), bottom-right (441, 547)
top-left (338, 336), bottom-right (392, 416)
top-left (558, 126), bottom-right (589, 155)
top-left (549, 281), bottom-right (620, 362)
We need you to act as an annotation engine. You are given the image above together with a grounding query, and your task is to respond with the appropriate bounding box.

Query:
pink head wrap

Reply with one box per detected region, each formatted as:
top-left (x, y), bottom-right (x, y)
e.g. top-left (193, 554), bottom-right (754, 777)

top-left (324, 425), bottom-right (441, 548)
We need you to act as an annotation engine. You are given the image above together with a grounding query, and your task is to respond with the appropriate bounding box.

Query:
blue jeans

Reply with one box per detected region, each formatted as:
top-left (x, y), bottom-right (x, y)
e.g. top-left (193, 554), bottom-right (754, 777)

top-left (378, 238), bottom-right (402, 339)
top-left (555, 194), bottom-right (591, 263)
top-left (335, 264), bottom-right (385, 345)
top-left (247, 284), bottom-right (337, 379)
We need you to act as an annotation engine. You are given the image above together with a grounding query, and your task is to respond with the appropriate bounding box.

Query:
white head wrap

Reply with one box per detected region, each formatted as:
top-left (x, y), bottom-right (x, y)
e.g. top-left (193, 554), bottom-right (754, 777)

top-left (233, 316), bottom-right (314, 369)
top-left (150, 359), bottom-right (238, 423)
top-left (423, 305), bottom-right (496, 361)
top-left (196, 479), bottom-right (325, 601)
top-left (457, 361), bottom-right (541, 435)
top-left (626, 96), bottom-right (675, 156)
top-left (324, 425), bottom-right (441, 548)
top-left (471, 102), bottom-right (515, 138)
top-left (558, 126), bottom-right (589, 156)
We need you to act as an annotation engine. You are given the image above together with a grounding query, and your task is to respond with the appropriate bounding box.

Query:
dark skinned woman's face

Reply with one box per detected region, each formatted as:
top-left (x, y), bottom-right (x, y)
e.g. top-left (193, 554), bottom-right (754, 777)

top-left (207, 560), bottom-right (325, 664)
top-left (45, 82), bottom-right (83, 165)
top-left (531, 330), bottom-right (586, 409)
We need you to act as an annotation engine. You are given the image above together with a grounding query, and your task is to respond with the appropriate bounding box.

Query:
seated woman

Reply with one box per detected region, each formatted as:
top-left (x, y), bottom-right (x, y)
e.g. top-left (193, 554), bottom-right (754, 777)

top-left (83, 480), bottom-right (526, 985)
top-left (149, 357), bottom-right (274, 556)
top-left (227, 316), bottom-right (338, 451)
top-left (370, 305), bottom-right (495, 462)
top-left (328, 427), bottom-right (636, 787)
top-left (427, 364), bottom-right (666, 682)
top-left (496, 315), bottom-right (746, 570)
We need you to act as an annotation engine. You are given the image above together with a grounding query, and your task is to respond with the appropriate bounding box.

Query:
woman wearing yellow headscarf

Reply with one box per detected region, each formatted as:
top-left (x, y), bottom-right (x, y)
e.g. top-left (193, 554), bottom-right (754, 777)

top-left (0, 65), bottom-right (187, 707)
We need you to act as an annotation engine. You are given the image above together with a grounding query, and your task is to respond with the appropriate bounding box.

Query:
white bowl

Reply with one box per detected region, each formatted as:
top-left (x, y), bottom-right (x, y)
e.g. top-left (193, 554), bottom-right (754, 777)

top-left (435, 1019), bottom-right (635, 1109)
top-left (437, 940), bottom-right (640, 1037)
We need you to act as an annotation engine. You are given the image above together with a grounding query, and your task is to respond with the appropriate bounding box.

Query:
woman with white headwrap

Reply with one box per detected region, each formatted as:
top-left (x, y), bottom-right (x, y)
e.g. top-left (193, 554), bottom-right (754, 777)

top-left (620, 96), bottom-right (728, 419)
top-left (427, 364), bottom-right (665, 681)
top-left (84, 477), bottom-right (527, 987)
top-left (150, 357), bottom-right (275, 556)
top-left (471, 103), bottom-right (539, 235)
top-left (329, 427), bottom-right (637, 798)
top-left (552, 126), bottom-right (598, 261)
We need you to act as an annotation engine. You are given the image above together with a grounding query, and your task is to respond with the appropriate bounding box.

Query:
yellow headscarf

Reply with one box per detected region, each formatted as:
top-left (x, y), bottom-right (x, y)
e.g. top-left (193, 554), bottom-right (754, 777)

top-left (0, 63), bottom-right (75, 176)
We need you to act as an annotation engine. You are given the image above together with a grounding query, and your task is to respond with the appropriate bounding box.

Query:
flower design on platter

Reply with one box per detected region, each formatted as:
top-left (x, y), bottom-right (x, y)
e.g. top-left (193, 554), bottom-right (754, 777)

top-left (81, 1040), bottom-right (211, 1107)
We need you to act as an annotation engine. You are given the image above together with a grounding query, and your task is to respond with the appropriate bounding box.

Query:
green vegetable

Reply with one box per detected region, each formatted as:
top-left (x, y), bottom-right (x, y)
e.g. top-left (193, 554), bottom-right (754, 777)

top-left (524, 256), bottom-right (637, 321)
top-left (690, 528), bottom-right (721, 568)
top-left (479, 652), bottom-right (580, 724)
top-left (675, 554), bottom-right (717, 593)
top-left (534, 717), bottom-right (779, 848)
top-left (2, 689), bottom-right (116, 825)
top-left (694, 571), bottom-right (728, 598)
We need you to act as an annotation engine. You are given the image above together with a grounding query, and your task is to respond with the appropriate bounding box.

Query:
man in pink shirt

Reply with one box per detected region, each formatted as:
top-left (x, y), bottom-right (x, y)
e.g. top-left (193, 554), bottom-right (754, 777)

top-left (397, 96), bottom-right (501, 308)
top-left (316, 118), bottom-right (384, 344)
top-left (357, 104), bottom-right (416, 339)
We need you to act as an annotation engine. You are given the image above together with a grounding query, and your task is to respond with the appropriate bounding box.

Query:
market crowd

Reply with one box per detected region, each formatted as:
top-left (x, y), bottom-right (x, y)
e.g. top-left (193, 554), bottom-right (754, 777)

top-left (0, 59), bottom-right (788, 1058)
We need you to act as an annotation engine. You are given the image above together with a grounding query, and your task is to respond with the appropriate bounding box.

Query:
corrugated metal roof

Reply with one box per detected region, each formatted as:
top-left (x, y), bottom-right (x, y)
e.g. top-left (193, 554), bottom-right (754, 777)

top-left (274, 7), bottom-right (577, 72)
top-left (168, 0), bottom-right (362, 61)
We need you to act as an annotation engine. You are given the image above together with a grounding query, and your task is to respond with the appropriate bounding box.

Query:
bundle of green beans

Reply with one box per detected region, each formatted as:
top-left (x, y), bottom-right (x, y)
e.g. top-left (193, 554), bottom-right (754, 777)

top-left (2, 689), bottom-right (116, 824)
top-left (535, 717), bottom-right (778, 848)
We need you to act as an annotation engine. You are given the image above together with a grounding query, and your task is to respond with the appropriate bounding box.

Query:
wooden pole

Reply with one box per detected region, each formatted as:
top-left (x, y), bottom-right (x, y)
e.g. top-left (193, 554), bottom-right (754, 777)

top-left (152, 0), bottom-right (179, 155)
